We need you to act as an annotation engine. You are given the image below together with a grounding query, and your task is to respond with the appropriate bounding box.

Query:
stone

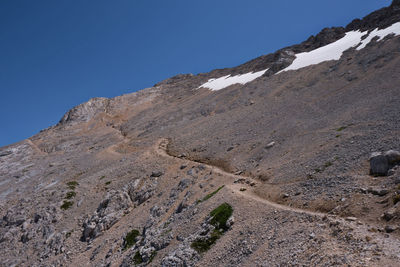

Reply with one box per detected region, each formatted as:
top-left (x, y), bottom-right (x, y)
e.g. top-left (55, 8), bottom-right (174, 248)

top-left (265, 141), bottom-right (275, 149)
top-left (0, 150), bottom-right (12, 157)
top-left (382, 210), bottom-right (395, 221)
top-left (151, 171), bottom-right (164, 177)
top-left (368, 187), bottom-right (389, 196)
top-left (369, 152), bottom-right (389, 176)
top-left (345, 217), bottom-right (357, 222)
top-left (385, 225), bottom-right (397, 233)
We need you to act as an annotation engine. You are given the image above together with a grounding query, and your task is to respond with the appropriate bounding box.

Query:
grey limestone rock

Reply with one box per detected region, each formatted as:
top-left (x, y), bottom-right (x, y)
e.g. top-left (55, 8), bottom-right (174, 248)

top-left (82, 190), bottom-right (132, 241)
top-left (59, 97), bottom-right (110, 125)
top-left (370, 152), bottom-right (389, 176)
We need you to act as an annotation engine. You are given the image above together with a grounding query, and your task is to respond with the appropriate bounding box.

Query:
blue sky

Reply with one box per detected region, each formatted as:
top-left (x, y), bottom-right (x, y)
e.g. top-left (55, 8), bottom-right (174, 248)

top-left (0, 0), bottom-right (391, 147)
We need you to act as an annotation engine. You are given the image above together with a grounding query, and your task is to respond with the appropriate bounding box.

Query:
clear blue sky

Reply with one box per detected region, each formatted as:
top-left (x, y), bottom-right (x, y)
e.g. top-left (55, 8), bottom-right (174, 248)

top-left (0, 0), bottom-right (391, 147)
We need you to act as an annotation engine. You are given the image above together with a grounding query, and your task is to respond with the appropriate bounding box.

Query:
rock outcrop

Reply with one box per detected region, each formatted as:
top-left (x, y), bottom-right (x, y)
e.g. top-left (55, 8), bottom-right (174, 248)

top-left (59, 97), bottom-right (110, 126)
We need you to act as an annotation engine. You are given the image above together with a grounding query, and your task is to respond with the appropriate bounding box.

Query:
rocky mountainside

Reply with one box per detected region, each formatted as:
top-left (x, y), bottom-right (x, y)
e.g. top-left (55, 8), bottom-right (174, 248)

top-left (1, 2), bottom-right (400, 266)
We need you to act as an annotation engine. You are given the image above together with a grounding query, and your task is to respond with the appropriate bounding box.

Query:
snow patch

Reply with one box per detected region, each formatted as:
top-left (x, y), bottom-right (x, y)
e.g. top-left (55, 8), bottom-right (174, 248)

top-left (279, 22), bottom-right (400, 73)
top-left (357, 22), bottom-right (400, 50)
top-left (200, 69), bottom-right (268, 91)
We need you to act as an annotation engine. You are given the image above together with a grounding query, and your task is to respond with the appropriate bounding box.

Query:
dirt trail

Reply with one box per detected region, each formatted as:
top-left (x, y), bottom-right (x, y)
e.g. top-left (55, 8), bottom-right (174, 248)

top-left (26, 139), bottom-right (47, 155)
top-left (155, 139), bottom-right (400, 262)
top-left (156, 139), bottom-right (327, 218)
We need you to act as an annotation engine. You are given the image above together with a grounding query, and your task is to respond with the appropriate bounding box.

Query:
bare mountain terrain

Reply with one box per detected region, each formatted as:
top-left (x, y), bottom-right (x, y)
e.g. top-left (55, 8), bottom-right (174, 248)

top-left (1, 2), bottom-right (400, 266)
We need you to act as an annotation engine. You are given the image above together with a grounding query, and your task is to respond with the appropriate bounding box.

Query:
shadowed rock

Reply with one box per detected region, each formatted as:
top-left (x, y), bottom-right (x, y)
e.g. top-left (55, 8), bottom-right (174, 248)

top-left (370, 152), bottom-right (389, 176)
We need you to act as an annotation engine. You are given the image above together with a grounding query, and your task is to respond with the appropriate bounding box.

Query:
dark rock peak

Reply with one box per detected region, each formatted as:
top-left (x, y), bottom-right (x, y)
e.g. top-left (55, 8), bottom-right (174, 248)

top-left (392, 0), bottom-right (400, 7)
top-left (346, 2), bottom-right (400, 31)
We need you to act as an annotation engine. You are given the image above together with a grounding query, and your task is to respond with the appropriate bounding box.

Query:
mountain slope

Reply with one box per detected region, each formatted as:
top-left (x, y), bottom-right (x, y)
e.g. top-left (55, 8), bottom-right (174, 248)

top-left (1, 2), bottom-right (400, 266)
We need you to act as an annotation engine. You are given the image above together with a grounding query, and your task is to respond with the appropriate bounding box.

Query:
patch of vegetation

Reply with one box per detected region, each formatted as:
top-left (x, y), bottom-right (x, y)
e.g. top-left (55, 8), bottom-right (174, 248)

top-left (393, 194), bottom-right (400, 205)
top-left (191, 203), bottom-right (233, 253)
top-left (149, 251), bottom-right (157, 263)
top-left (105, 181), bottom-right (111, 185)
top-left (162, 229), bottom-right (172, 237)
top-left (67, 181), bottom-right (79, 190)
top-left (314, 161), bottom-right (334, 174)
top-left (65, 230), bottom-right (73, 238)
top-left (210, 203), bottom-right (233, 231)
top-left (191, 229), bottom-right (222, 253)
top-left (60, 201), bottom-right (73, 210)
top-left (133, 251), bottom-right (143, 264)
top-left (324, 161), bottom-right (333, 168)
top-left (123, 229), bottom-right (140, 250)
top-left (336, 123), bottom-right (354, 132)
top-left (100, 175), bottom-right (106, 180)
top-left (163, 221), bottom-right (170, 229)
top-left (197, 185), bottom-right (224, 204)
top-left (65, 191), bottom-right (76, 199)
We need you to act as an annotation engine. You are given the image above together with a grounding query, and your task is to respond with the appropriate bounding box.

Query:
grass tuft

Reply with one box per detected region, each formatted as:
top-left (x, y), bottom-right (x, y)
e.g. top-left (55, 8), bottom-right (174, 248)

top-left (191, 229), bottom-right (222, 253)
top-left (210, 203), bottom-right (233, 231)
top-left (393, 194), bottom-right (400, 205)
top-left (65, 191), bottom-right (76, 199)
top-left (67, 181), bottom-right (79, 190)
top-left (191, 203), bottom-right (233, 253)
top-left (197, 185), bottom-right (224, 204)
top-left (133, 251), bottom-right (143, 264)
top-left (123, 229), bottom-right (140, 250)
top-left (60, 201), bottom-right (73, 210)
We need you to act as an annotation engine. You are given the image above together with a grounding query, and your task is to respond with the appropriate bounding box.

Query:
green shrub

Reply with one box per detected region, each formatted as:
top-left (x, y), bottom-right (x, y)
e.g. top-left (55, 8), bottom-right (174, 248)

top-left (324, 161), bottom-right (333, 168)
top-left (191, 203), bottom-right (233, 253)
top-left (191, 230), bottom-right (222, 253)
top-left (149, 251), bottom-right (157, 263)
top-left (60, 201), bottom-right (73, 210)
top-left (210, 203), bottom-right (233, 231)
top-left (65, 230), bottom-right (73, 238)
top-left (133, 251), bottom-right (143, 264)
top-left (197, 185), bottom-right (224, 204)
top-left (393, 194), bottom-right (400, 205)
top-left (123, 229), bottom-right (140, 250)
top-left (67, 181), bottom-right (79, 190)
top-left (65, 191), bottom-right (76, 199)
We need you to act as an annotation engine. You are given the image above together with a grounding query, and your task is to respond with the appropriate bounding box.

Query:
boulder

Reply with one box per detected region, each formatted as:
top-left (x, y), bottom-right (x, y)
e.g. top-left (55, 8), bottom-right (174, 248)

top-left (369, 152), bottom-right (389, 176)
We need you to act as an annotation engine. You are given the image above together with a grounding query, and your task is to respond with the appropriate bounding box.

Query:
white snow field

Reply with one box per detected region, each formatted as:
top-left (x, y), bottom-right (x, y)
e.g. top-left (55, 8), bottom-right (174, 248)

top-left (280, 22), bottom-right (400, 73)
top-left (200, 22), bottom-right (400, 90)
top-left (199, 69), bottom-right (268, 91)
